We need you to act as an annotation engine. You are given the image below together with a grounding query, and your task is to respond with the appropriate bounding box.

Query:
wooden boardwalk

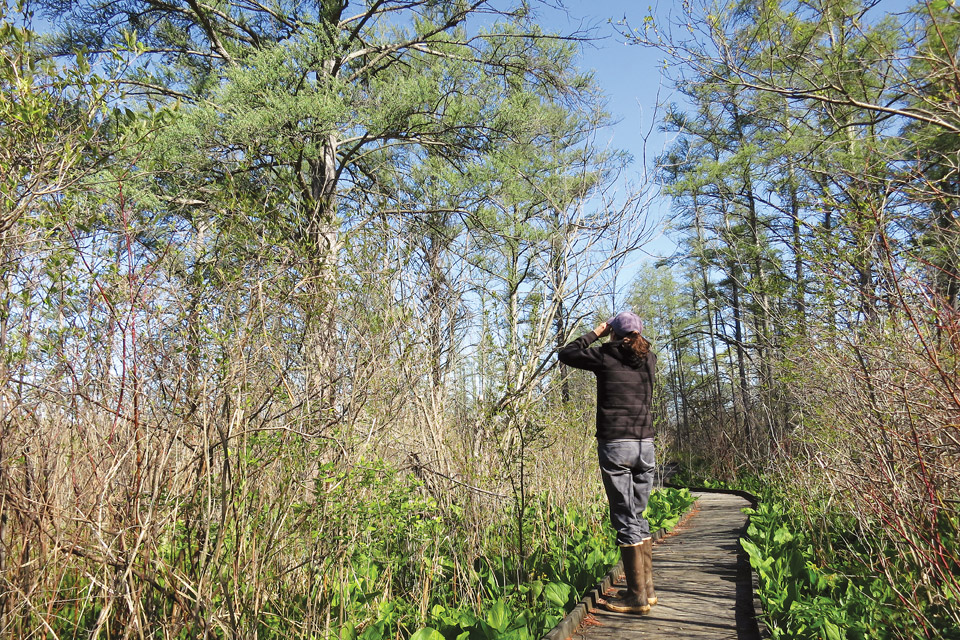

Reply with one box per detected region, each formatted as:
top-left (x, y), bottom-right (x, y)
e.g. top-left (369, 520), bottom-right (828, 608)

top-left (573, 492), bottom-right (763, 640)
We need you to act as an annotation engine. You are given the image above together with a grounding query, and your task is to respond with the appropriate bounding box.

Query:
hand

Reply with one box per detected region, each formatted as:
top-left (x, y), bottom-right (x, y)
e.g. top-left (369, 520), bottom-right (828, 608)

top-left (594, 321), bottom-right (610, 337)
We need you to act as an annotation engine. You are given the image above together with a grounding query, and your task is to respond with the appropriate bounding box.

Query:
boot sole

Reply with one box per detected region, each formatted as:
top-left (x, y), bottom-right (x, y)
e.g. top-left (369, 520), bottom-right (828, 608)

top-left (603, 601), bottom-right (651, 614)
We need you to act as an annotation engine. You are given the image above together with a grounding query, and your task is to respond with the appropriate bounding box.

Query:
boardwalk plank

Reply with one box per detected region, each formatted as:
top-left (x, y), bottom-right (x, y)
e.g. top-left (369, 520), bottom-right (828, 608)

top-left (573, 492), bottom-right (761, 640)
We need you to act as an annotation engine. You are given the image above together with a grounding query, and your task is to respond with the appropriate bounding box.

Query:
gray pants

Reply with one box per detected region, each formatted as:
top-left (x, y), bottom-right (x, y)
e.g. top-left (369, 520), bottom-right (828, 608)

top-left (597, 439), bottom-right (656, 546)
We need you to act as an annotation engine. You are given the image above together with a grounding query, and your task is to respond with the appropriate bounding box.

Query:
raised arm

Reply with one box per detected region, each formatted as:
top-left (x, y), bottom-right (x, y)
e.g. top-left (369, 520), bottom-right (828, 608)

top-left (558, 321), bottom-right (610, 372)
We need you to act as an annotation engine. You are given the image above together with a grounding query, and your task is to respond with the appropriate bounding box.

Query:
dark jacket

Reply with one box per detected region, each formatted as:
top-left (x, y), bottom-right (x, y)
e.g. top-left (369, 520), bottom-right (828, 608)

top-left (558, 330), bottom-right (656, 441)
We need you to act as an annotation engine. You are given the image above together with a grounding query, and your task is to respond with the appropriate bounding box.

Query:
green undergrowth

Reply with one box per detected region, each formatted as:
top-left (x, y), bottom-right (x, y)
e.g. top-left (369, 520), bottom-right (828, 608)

top-left (36, 459), bottom-right (696, 639)
top-left (377, 485), bottom-right (697, 640)
top-left (669, 465), bottom-right (959, 638)
top-left (666, 465), bottom-right (731, 489)
top-left (667, 464), bottom-right (765, 494)
top-left (741, 492), bottom-right (960, 640)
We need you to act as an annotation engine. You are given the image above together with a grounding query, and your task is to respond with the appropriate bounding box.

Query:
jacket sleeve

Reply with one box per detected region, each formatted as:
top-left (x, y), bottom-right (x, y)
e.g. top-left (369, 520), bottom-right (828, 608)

top-left (558, 331), bottom-right (604, 371)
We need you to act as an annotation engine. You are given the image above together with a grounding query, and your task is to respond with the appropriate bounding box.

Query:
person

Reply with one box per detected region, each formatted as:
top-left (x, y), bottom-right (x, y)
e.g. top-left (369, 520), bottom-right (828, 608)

top-left (558, 311), bottom-right (658, 615)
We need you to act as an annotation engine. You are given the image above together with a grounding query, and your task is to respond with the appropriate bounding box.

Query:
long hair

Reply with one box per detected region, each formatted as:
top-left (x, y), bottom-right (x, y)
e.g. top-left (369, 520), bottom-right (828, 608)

top-left (622, 331), bottom-right (650, 359)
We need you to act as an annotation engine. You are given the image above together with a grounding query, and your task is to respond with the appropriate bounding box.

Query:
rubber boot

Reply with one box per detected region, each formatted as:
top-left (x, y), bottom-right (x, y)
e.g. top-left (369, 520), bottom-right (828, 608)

top-left (603, 543), bottom-right (650, 614)
top-left (641, 537), bottom-right (658, 605)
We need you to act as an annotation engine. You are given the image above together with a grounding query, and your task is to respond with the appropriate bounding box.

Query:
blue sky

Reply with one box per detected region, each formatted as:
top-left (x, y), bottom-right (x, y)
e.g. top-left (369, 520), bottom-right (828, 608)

top-left (540, 1), bottom-right (686, 273)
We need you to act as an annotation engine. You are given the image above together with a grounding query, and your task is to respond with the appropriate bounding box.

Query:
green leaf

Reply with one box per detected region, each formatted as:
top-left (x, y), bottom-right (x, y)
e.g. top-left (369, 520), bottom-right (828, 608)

top-left (772, 526), bottom-right (794, 546)
top-left (544, 582), bottom-right (571, 608)
top-left (409, 628), bottom-right (444, 640)
top-left (822, 620), bottom-right (843, 640)
top-left (457, 610), bottom-right (478, 627)
top-left (487, 600), bottom-right (511, 633)
top-left (361, 622), bottom-right (385, 640)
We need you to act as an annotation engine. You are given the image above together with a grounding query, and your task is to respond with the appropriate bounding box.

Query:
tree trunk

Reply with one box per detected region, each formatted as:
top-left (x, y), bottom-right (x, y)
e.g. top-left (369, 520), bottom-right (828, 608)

top-left (302, 133), bottom-right (341, 419)
top-left (789, 179), bottom-right (807, 331)
top-left (727, 260), bottom-right (753, 447)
